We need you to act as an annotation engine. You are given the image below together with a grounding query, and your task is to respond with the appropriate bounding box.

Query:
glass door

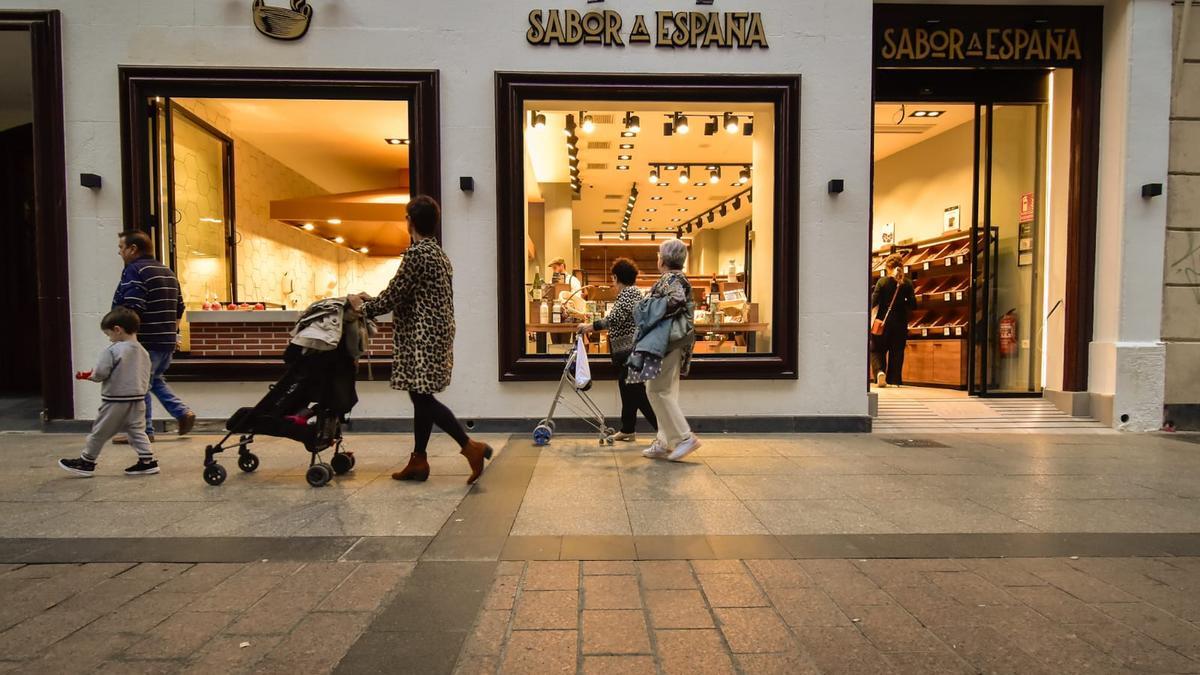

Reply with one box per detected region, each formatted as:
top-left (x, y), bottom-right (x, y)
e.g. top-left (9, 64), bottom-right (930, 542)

top-left (968, 100), bottom-right (1048, 395)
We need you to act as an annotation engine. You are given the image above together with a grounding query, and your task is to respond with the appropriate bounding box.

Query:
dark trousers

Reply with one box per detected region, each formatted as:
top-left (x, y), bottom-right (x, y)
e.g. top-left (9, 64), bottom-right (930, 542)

top-left (613, 352), bottom-right (658, 434)
top-left (409, 391), bottom-right (470, 455)
top-left (870, 334), bottom-right (907, 386)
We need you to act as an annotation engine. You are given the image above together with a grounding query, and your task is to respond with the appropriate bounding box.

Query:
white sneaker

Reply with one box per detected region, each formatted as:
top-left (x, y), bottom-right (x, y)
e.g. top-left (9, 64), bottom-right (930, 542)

top-left (875, 371), bottom-right (888, 388)
top-left (612, 432), bottom-right (637, 442)
top-left (668, 435), bottom-right (702, 462)
top-left (642, 440), bottom-right (670, 459)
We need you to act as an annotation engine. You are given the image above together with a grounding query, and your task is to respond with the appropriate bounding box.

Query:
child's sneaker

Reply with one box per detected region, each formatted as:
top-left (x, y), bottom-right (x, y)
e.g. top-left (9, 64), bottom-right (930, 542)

top-left (58, 457), bottom-right (96, 477)
top-left (124, 460), bottom-right (160, 476)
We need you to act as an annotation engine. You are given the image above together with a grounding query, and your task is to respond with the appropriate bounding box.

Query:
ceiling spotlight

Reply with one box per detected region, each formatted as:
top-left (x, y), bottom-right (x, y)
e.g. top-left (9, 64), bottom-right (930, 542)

top-left (563, 113), bottom-right (576, 137)
top-left (677, 208), bottom-right (689, 212)
top-left (618, 155), bottom-right (632, 161)
top-left (676, 228), bottom-right (683, 239)
top-left (617, 165), bottom-right (630, 171)
top-left (358, 246), bottom-right (369, 254)
top-left (674, 113), bottom-right (689, 134)
top-left (704, 118), bottom-right (718, 136)
top-left (709, 166), bottom-right (720, 184)
top-left (743, 121), bottom-right (754, 135)
top-left (647, 208), bottom-right (658, 212)
top-left (532, 111), bottom-right (546, 129)
top-left (651, 233), bottom-right (657, 241)
top-left (912, 111), bottom-right (927, 117)
top-left (384, 138), bottom-right (408, 145)
top-left (719, 204), bottom-right (728, 217)
top-left (622, 131), bottom-right (636, 138)
top-left (581, 113), bottom-right (595, 134)
top-left (598, 233), bottom-right (604, 241)
top-left (327, 218), bottom-right (342, 225)
top-left (657, 182), bottom-right (669, 187)
top-left (665, 165), bottom-right (677, 170)
top-left (624, 112), bottom-right (641, 133)
top-left (693, 183), bottom-right (706, 187)
top-left (733, 196), bottom-right (742, 210)
top-left (648, 166), bottom-right (659, 183)
top-left (567, 135), bottom-right (579, 151)
top-left (619, 143), bottom-right (634, 149)
top-left (747, 191), bottom-right (753, 203)
top-left (650, 196), bottom-right (663, 201)
top-left (301, 223), bottom-right (315, 231)
top-left (738, 167), bottom-right (750, 184)
top-left (695, 219), bottom-right (703, 230)
top-left (706, 212), bottom-right (714, 223)
top-left (642, 217), bottom-right (653, 222)
top-left (678, 167), bottom-right (690, 184)
top-left (685, 196), bottom-right (697, 201)
top-left (333, 236), bottom-right (345, 244)
top-left (686, 223), bottom-right (693, 233)
top-left (724, 112), bottom-right (740, 134)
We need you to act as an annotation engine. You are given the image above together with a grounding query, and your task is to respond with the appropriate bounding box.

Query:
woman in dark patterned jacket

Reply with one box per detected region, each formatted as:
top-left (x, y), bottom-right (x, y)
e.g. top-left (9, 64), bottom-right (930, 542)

top-left (349, 196), bottom-right (492, 485)
top-left (579, 258), bottom-right (657, 442)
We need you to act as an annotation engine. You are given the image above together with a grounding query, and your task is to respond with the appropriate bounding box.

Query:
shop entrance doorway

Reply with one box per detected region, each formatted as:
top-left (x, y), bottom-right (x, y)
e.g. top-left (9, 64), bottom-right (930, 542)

top-left (872, 69), bottom-right (1071, 397)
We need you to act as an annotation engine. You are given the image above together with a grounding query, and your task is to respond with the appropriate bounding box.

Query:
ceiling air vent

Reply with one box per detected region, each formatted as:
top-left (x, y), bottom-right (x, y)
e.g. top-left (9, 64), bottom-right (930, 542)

top-left (586, 141), bottom-right (612, 150)
top-left (602, 208), bottom-right (621, 213)
top-left (586, 162), bottom-right (608, 170)
top-left (591, 114), bottom-right (616, 125)
top-left (604, 194), bottom-right (625, 200)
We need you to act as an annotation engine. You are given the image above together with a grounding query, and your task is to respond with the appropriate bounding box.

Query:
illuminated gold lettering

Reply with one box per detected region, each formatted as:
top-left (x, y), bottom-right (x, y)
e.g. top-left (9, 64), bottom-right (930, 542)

top-left (914, 28), bottom-right (931, 59)
top-left (1046, 29), bottom-right (1063, 59)
top-left (1064, 29), bottom-right (1082, 59)
top-left (629, 13), bottom-right (651, 44)
top-left (745, 12), bottom-right (767, 48)
top-left (604, 10), bottom-right (623, 46)
top-left (729, 12), bottom-right (748, 47)
top-left (985, 28), bottom-right (1000, 60)
top-left (928, 29), bottom-right (949, 57)
top-left (582, 11), bottom-right (603, 44)
top-left (896, 28), bottom-right (915, 60)
top-left (1013, 28), bottom-right (1030, 58)
top-left (881, 28), bottom-right (898, 59)
top-left (526, 10), bottom-right (545, 45)
top-left (689, 12), bottom-right (705, 47)
top-left (966, 31), bottom-right (984, 56)
top-left (948, 28), bottom-right (965, 60)
top-left (1026, 29), bottom-right (1045, 60)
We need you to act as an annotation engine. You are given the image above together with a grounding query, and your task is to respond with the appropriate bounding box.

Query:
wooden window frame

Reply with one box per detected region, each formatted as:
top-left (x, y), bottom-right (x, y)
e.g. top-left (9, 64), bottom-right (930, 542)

top-left (495, 72), bottom-right (801, 381)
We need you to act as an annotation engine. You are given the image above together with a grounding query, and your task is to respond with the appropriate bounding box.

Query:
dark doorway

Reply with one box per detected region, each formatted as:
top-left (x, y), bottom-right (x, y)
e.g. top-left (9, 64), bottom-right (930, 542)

top-left (0, 123), bottom-right (41, 395)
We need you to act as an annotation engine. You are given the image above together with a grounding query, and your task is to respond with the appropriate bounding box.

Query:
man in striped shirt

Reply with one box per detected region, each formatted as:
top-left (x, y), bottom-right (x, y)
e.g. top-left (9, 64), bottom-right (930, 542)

top-left (112, 230), bottom-right (196, 441)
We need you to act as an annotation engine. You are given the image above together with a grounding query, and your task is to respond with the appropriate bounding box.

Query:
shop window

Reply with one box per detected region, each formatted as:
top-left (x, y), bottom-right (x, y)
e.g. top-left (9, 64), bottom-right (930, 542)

top-left (119, 68), bottom-right (440, 378)
top-left (496, 73), bottom-right (800, 380)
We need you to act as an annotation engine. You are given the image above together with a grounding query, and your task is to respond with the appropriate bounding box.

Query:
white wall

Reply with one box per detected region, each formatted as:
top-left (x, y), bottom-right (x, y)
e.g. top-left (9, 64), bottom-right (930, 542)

top-left (873, 119), bottom-right (975, 245)
top-left (1089, 0), bottom-right (1170, 430)
top-left (2, 0), bottom-right (872, 421)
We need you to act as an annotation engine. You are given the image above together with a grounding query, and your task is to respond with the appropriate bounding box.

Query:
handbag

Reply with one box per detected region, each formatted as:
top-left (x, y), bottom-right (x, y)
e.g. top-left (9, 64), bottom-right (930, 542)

top-left (870, 280), bottom-right (900, 336)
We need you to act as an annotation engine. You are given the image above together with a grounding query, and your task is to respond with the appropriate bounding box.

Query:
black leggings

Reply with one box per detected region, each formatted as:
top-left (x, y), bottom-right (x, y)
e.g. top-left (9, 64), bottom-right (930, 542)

top-left (613, 352), bottom-right (658, 434)
top-left (409, 392), bottom-right (470, 456)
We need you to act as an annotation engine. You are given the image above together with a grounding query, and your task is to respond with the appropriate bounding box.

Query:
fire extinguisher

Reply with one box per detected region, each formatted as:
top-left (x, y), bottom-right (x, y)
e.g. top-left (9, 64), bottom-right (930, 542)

top-left (999, 309), bottom-right (1018, 357)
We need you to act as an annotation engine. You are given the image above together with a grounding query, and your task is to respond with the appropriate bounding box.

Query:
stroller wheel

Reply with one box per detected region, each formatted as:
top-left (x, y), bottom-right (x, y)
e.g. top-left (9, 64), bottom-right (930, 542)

top-left (237, 453), bottom-right (260, 473)
top-left (533, 424), bottom-right (552, 446)
top-left (306, 463), bottom-right (333, 487)
top-left (331, 453), bottom-right (354, 475)
top-left (203, 463), bottom-right (227, 486)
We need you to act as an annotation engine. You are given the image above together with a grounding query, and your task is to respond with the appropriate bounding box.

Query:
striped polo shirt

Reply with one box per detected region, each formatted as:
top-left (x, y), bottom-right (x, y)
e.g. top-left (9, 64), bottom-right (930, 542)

top-left (112, 256), bottom-right (186, 350)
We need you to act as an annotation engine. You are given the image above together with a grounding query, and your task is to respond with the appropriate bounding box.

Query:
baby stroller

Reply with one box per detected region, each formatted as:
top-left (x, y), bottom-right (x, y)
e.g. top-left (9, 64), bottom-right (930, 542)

top-left (532, 330), bottom-right (616, 447)
top-left (201, 299), bottom-right (372, 487)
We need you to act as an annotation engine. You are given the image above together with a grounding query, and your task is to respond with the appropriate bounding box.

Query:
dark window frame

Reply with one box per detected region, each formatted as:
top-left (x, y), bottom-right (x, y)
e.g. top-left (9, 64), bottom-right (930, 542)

top-left (495, 72), bottom-right (801, 381)
top-left (118, 66), bottom-right (440, 381)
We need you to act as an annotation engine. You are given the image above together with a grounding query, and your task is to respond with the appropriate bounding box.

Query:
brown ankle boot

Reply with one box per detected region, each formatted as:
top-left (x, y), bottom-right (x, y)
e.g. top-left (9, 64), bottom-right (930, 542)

top-left (461, 440), bottom-right (493, 485)
top-left (392, 453), bottom-right (430, 482)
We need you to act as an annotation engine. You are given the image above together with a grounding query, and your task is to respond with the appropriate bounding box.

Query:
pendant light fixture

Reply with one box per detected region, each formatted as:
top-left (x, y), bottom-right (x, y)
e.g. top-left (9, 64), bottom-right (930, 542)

top-left (724, 112), bottom-right (740, 134)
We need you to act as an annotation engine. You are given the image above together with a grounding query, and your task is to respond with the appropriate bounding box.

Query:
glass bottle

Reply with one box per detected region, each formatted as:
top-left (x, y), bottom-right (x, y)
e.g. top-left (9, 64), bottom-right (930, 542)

top-left (531, 272), bottom-right (544, 301)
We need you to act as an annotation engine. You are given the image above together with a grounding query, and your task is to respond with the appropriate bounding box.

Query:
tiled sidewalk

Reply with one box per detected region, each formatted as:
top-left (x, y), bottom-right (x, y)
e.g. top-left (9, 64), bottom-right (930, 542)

top-left (457, 557), bottom-right (1200, 675)
top-left (0, 560), bottom-right (413, 674)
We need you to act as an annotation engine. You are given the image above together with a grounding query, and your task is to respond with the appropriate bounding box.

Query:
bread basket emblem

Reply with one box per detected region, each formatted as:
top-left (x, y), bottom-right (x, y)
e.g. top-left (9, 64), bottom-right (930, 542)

top-left (252, 0), bottom-right (313, 41)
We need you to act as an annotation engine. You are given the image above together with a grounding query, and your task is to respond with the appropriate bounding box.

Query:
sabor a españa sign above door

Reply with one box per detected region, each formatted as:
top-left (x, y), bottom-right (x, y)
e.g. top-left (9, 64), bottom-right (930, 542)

top-left (527, 9), bottom-right (768, 48)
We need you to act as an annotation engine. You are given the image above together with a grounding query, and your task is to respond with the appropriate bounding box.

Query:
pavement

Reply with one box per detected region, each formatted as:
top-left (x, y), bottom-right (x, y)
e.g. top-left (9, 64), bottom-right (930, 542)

top-left (0, 428), bottom-right (1197, 673)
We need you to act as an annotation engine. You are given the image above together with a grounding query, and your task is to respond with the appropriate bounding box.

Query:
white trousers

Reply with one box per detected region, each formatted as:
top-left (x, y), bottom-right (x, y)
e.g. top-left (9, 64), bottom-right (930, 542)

top-left (645, 349), bottom-right (692, 448)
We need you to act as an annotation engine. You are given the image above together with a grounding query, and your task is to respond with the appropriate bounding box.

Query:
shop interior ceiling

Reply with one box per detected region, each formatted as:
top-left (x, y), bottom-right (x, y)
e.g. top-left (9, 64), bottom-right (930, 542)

top-left (525, 102), bottom-right (767, 240)
top-left (177, 98), bottom-right (412, 256)
top-left (873, 103), bottom-right (974, 161)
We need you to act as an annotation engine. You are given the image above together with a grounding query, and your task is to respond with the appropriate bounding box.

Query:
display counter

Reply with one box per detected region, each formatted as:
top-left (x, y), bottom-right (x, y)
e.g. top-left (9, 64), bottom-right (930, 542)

top-left (187, 310), bottom-right (394, 358)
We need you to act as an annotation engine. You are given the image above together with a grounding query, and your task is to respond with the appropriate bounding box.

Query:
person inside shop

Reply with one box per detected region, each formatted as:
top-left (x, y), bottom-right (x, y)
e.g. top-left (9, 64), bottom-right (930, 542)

top-left (579, 258), bottom-right (657, 443)
top-left (870, 253), bottom-right (917, 388)
top-left (348, 195), bottom-right (493, 485)
top-left (628, 238), bottom-right (700, 462)
top-left (548, 256), bottom-right (588, 319)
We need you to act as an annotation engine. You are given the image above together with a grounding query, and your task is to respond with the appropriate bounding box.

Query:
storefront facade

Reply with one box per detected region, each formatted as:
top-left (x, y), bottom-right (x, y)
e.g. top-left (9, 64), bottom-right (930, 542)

top-left (0, 0), bottom-right (1173, 431)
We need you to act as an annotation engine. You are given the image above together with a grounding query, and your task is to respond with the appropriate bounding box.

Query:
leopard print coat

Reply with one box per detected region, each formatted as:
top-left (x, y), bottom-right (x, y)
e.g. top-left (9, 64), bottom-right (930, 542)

top-left (360, 237), bottom-right (455, 394)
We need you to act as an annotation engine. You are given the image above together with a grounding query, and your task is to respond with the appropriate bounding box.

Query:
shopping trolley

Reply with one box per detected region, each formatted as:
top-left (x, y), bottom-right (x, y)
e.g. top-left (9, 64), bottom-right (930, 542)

top-left (532, 330), bottom-right (616, 446)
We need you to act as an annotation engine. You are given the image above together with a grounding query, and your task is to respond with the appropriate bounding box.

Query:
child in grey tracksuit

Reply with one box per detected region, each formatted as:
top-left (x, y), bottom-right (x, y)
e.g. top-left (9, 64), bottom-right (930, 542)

top-left (58, 307), bottom-right (158, 477)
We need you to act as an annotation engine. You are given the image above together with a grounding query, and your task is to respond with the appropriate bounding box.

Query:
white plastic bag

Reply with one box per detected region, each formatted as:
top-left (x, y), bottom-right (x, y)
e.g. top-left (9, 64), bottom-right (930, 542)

top-left (574, 335), bottom-right (592, 388)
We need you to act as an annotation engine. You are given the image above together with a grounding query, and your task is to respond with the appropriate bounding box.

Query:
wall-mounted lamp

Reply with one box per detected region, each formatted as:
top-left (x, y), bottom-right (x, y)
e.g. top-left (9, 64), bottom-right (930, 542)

top-left (460, 176), bottom-right (475, 192)
top-left (80, 173), bottom-right (102, 189)
top-left (1141, 182), bottom-right (1163, 198)
top-left (828, 179), bottom-right (845, 194)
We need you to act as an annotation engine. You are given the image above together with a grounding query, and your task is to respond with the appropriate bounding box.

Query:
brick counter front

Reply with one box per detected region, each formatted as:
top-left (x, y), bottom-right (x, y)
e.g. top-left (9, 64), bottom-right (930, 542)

top-left (188, 312), bottom-right (394, 358)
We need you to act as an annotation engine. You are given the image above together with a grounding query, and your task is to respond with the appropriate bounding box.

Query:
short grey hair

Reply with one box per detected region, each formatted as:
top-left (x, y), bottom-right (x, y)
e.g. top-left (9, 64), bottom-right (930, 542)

top-left (658, 238), bottom-right (688, 270)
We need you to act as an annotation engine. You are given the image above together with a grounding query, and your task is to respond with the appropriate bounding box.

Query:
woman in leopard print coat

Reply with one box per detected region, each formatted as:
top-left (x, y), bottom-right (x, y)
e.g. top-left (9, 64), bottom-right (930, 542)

top-left (352, 196), bottom-right (492, 485)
